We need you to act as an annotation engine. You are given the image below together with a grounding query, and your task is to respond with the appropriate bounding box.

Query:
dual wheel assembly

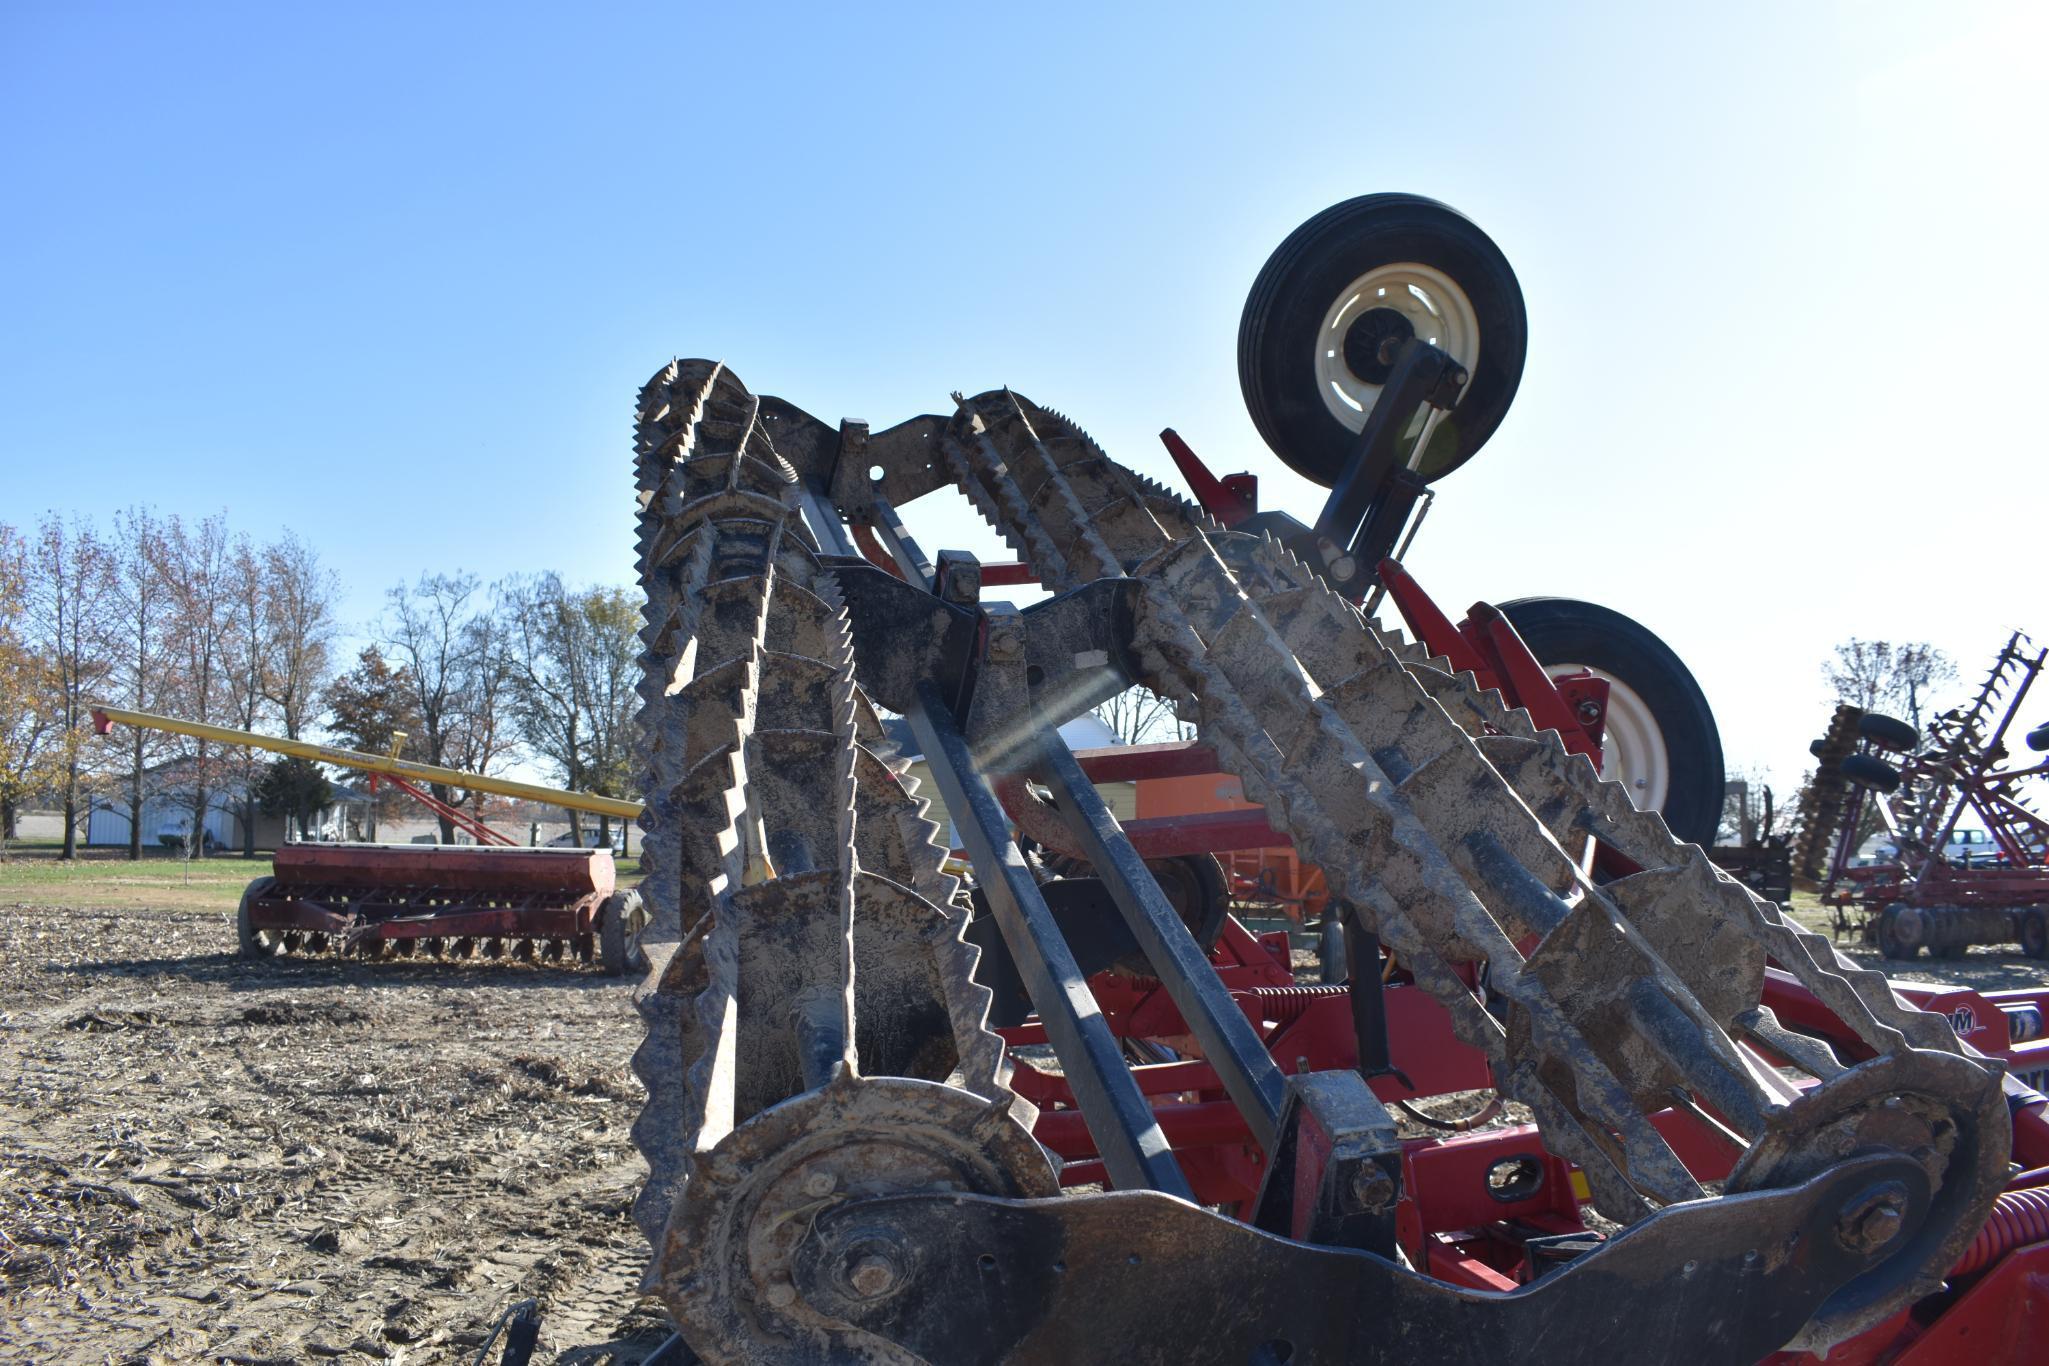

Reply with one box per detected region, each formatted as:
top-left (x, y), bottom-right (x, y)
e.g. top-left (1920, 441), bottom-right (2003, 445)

top-left (1237, 193), bottom-right (1724, 845)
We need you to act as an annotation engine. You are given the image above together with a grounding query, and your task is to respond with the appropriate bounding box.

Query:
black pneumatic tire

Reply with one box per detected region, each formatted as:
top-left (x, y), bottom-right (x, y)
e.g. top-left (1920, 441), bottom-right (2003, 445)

top-left (1239, 193), bottom-right (1528, 488)
top-left (2020, 909), bottom-right (2049, 960)
top-left (1498, 597), bottom-right (1724, 848)
top-left (1876, 904), bottom-right (1920, 961)
top-left (237, 876), bottom-right (277, 958)
top-left (599, 888), bottom-right (645, 977)
top-left (1113, 855), bottom-right (1230, 976)
top-left (1841, 754), bottom-right (1903, 795)
top-left (1856, 714), bottom-right (1920, 752)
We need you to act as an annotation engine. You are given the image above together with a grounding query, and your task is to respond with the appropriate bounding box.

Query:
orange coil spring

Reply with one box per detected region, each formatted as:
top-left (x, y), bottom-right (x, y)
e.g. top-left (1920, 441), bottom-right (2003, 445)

top-left (1249, 984), bottom-right (1350, 1023)
top-left (1953, 1185), bottom-right (2049, 1278)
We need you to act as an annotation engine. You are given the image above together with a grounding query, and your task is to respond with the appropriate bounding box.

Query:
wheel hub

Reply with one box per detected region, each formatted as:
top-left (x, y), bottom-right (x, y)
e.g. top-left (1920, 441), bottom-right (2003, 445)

top-left (660, 1076), bottom-right (1055, 1364)
top-left (1314, 261), bottom-right (1480, 432)
top-left (1340, 306), bottom-right (1415, 384)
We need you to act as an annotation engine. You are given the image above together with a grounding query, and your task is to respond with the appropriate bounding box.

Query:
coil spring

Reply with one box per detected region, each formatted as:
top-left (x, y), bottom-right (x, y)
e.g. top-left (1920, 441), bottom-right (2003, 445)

top-left (1952, 1185), bottom-right (2049, 1278)
top-left (1249, 984), bottom-right (1350, 1023)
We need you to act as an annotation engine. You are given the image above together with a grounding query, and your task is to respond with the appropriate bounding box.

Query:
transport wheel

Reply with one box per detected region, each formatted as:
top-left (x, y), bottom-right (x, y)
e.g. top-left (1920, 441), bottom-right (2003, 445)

top-left (235, 876), bottom-right (277, 958)
top-left (1876, 904), bottom-right (1920, 960)
top-left (599, 888), bottom-right (645, 976)
top-left (1137, 855), bottom-right (1229, 965)
top-left (1841, 753), bottom-right (1903, 795)
top-left (1857, 713), bottom-right (1920, 752)
top-left (2021, 909), bottom-right (2049, 960)
top-left (1239, 193), bottom-right (1527, 487)
top-left (1498, 597), bottom-right (1724, 847)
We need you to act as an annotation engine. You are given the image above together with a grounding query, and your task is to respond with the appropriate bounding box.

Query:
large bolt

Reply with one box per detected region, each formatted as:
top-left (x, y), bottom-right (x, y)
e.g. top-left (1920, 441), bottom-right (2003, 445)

top-left (1835, 1180), bottom-right (1910, 1256)
top-left (1349, 1164), bottom-right (1397, 1212)
top-left (846, 1254), bottom-right (899, 1299)
top-left (801, 1169), bottom-right (836, 1198)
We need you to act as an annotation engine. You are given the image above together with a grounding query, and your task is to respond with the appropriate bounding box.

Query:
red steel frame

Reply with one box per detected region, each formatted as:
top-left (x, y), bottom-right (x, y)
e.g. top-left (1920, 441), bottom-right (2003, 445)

top-left (989, 437), bottom-right (2049, 1361)
top-left (367, 771), bottom-right (518, 847)
top-left (244, 842), bottom-right (614, 949)
top-left (998, 937), bottom-right (2049, 1363)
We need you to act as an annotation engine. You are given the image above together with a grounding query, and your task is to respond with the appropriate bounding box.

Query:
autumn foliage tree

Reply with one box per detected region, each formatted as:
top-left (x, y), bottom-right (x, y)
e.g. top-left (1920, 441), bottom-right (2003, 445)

top-left (18, 515), bottom-right (113, 856)
top-left (323, 645), bottom-right (422, 837)
top-left (0, 527), bottom-right (66, 849)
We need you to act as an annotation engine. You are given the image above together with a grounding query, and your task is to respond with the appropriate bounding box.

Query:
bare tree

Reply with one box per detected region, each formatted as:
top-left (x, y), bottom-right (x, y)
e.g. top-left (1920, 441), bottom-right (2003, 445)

top-left (1823, 640), bottom-right (1957, 734)
top-left (260, 531), bottom-right (338, 741)
top-left (105, 507), bottom-right (175, 859)
top-left (453, 603), bottom-right (515, 834)
top-left (500, 575), bottom-right (641, 847)
top-left (381, 574), bottom-right (514, 842)
top-left (156, 514), bottom-right (238, 856)
top-left (225, 536), bottom-right (272, 856)
top-left (19, 514), bottom-right (113, 857)
top-left (1093, 686), bottom-right (1191, 746)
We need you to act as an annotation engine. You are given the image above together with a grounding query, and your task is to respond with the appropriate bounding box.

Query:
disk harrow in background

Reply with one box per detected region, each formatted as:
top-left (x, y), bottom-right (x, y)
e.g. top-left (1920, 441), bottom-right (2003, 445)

top-left (1794, 703), bottom-right (1865, 882)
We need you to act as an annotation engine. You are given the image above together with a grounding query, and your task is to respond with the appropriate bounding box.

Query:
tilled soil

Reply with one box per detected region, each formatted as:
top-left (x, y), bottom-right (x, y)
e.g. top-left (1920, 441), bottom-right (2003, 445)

top-left (0, 905), bottom-right (670, 1365)
top-left (7, 903), bottom-right (2043, 1364)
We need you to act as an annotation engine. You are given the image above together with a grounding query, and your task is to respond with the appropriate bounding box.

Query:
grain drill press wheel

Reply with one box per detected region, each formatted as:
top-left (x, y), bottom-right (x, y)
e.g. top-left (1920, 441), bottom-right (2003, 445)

top-left (236, 876), bottom-right (277, 958)
top-left (597, 887), bottom-right (645, 977)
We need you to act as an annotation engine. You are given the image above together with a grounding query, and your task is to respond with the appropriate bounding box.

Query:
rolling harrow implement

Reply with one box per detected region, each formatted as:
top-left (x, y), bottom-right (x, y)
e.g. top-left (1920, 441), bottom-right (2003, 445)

top-left (623, 196), bottom-right (2028, 1364)
top-left (1810, 633), bottom-right (2049, 961)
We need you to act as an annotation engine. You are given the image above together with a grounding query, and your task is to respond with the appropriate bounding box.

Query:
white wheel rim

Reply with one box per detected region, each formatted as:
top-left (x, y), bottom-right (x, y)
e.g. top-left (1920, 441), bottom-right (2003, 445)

top-left (1547, 665), bottom-right (1671, 815)
top-left (1315, 262), bottom-right (1482, 434)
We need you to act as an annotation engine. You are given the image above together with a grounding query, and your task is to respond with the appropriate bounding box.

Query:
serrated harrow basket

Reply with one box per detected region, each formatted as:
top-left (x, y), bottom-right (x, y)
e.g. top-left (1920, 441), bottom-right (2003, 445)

top-left (621, 196), bottom-right (2042, 1366)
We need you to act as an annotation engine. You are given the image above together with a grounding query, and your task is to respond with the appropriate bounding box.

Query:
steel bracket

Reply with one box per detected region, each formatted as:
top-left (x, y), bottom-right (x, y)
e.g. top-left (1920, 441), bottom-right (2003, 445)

top-left (792, 1153), bottom-right (1928, 1366)
top-left (1247, 1070), bottom-right (1403, 1257)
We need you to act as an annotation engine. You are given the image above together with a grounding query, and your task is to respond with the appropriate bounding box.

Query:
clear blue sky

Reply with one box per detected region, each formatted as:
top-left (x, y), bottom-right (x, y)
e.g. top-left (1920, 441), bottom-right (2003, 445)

top-left (4, 2), bottom-right (2044, 794)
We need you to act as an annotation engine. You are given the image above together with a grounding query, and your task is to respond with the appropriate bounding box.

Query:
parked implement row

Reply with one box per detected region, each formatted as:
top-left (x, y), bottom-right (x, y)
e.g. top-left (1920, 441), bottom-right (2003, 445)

top-left (1812, 633), bottom-right (2049, 960)
top-left (91, 705), bottom-right (648, 972)
top-left (624, 195), bottom-right (2017, 1364)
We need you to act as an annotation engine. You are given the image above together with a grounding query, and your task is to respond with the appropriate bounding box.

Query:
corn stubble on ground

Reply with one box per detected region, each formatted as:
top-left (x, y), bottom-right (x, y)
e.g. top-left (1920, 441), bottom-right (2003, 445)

top-left (0, 903), bottom-right (672, 1364)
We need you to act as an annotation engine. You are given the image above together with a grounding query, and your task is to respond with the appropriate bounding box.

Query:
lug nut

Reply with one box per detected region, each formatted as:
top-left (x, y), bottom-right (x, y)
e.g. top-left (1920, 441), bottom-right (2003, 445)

top-left (801, 1170), bottom-right (836, 1198)
top-left (846, 1253), bottom-right (900, 1299)
top-left (1350, 1165), bottom-right (1396, 1212)
top-left (1835, 1180), bottom-right (1910, 1256)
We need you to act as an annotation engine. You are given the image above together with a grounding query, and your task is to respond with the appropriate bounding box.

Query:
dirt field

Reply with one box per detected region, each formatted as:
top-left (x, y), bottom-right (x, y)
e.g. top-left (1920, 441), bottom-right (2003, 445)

top-left (4, 859), bottom-right (2045, 1365)
top-left (0, 899), bottom-right (669, 1365)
